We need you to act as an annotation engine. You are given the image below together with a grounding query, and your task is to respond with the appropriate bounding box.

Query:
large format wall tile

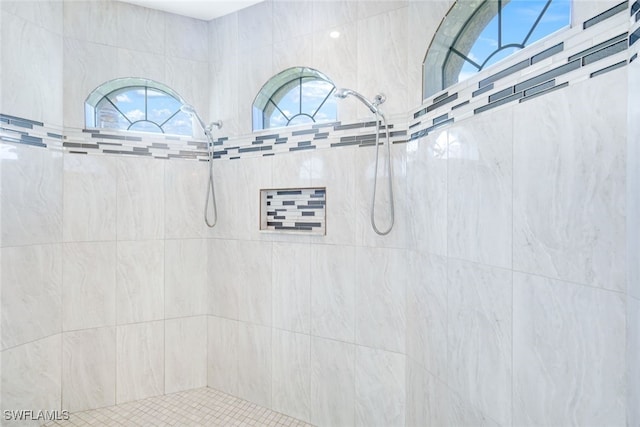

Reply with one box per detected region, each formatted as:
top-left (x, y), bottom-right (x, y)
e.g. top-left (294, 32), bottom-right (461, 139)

top-left (513, 272), bottom-right (626, 426)
top-left (447, 259), bottom-right (512, 426)
top-left (208, 238), bottom-right (240, 319)
top-left (355, 346), bottom-right (405, 427)
top-left (116, 1), bottom-right (165, 55)
top-left (63, 241), bottom-right (116, 331)
top-left (1, 143), bottom-right (63, 247)
top-left (116, 240), bottom-right (164, 324)
top-left (310, 336), bottom-right (355, 427)
top-left (62, 327), bottom-right (116, 412)
top-left (272, 329), bottom-right (311, 422)
top-left (628, 297), bottom-right (640, 426)
top-left (207, 316), bottom-right (238, 396)
top-left (513, 70), bottom-right (627, 291)
top-left (1, 335), bottom-right (62, 424)
top-left (406, 250), bottom-right (447, 377)
top-left (116, 321), bottom-right (164, 404)
top-left (62, 153), bottom-right (117, 242)
top-left (310, 147), bottom-right (357, 246)
top-left (164, 13), bottom-right (208, 61)
top-left (62, 0), bottom-right (117, 46)
top-left (1, 244), bottom-right (61, 350)
top-left (406, 359), bottom-right (449, 427)
top-left (164, 239), bottom-right (207, 318)
top-left (1, 0), bottom-right (62, 34)
top-left (272, 242), bottom-right (311, 334)
top-left (237, 322), bottom-right (271, 408)
top-left (165, 316), bottom-right (207, 394)
top-left (447, 109), bottom-right (513, 269)
top-left (310, 244), bottom-right (356, 343)
top-left (406, 131), bottom-right (448, 256)
top-left (116, 157), bottom-right (165, 241)
top-left (355, 246), bottom-right (406, 353)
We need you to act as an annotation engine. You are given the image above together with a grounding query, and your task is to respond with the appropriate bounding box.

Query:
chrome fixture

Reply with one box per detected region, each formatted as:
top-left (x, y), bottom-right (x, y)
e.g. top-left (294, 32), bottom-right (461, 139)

top-left (180, 104), bottom-right (222, 228)
top-left (334, 88), bottom-right (394, 235)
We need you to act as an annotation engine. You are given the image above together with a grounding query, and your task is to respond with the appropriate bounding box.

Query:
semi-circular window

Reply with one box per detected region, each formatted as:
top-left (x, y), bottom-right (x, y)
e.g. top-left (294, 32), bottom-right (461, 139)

top-left (423, 0), bottom-right (571, 99)
top-left (252, 67), bottom-right (337, 131)
top-left (85, 78), bottom-right (193, 136)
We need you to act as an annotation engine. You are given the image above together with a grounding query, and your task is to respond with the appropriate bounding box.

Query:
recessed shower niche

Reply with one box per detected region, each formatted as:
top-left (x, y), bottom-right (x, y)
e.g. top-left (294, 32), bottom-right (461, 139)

top-left (260, 187), bottom-right (326, 234)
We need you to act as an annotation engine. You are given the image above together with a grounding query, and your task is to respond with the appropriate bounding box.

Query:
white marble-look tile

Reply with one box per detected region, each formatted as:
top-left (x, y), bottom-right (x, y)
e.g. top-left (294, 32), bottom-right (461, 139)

top-left (62, 37), bottom-right (118, 129)
top-left (406, 250), bottom-right (448, 377)
top-left (628, 58), bottom-right (640, 301)
top-left (0, 335), bottom-right (61, 425)
top-left (62, 0), bottom-right (117, 46)
top-left (1, 244), bottom-right (61, 350)
top-left (62, 327), bottom-right (116, 412)
top-left (273, 0), bottom-right (313, 42)
top-left (513, 272), bottom-right (626, 426)
top-left (208, 238), bottom-right (239, 319)
top-left (406, 359), bottom-right (449, 427)
top-left (272, 242), bottom-right (311, 334)
top-left (116, 157), bottom-right (165, 241)
top-left (1, 143), bottom-right (63, 247)
top-left (116, 240), bottom-right (164, 324)
top-left (447, 259), bottom-right (512, 426)
top-left (164, 13), bottom-right (208, 61)
top-left (355, 140), bottom-right (408, 249)
top-left (355, 246), bottom-right (406, 353)
top-left (116, 47), bottom-right (165, 86)
top-left (310, 336), bottom-right (356, 427)
top-left (1, 11), bottom-right (63, 126)
top-left (62, 241), bottom-right (116, 331)
top-left (116, 1), bottom-right (165, 54)
top-left (209, 11), bottom-right (238, 61)
top-left (62, 153), bottom-right (117, 242)
top-left (513, 70), bottom-right (626, 291)
top-left (165, 316), bottom-right (207, 394)
top-left (116, 321), bottom-right (164, 404)
top-left (272, 329), bottom-right (311, 422)
top-left (164, 159), bottom-right (210, 239)
top-left (628, 297), bottom-right (640, 426)
top-left (405, 131), bottom-right (448, 256)
top-left (271, 149), bottom-right (313, 189)
top-left (448, 389), bottom-right (502, 427)
top-left (447, 109), bottom-right (513, 269)
top-left (356, 8), bottom-right (407, 118)
top-left (312, 1), bottom-right (358, 33)
top-left (310, 147), bottom-right (357, 246)
top-left (273, 35), bottom-right (313, 76)
top-left (209, 54), bottom-right (240, 137)
top-left (237, 322), bottom-right (271, 408)
top-left (164, 239), bottom-right (207, 318)
top-left (357, 0), bottom-right (408, 19)
top-left (310, 244), bottom-right (356, 343)
top-left (207, 316), bottom-right (238, 395)
top-left (355, 345), bottom-right (405, 427)
top-left (237, 47), bottom-right (273, 136)
top-left (237, 0), bottom-right (272, 52)
top-left (2, 0), bottom-right (62, 33)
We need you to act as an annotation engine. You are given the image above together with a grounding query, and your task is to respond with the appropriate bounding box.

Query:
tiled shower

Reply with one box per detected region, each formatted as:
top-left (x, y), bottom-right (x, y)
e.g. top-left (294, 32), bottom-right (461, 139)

top-left (1, 0), bottom-right (639, 426)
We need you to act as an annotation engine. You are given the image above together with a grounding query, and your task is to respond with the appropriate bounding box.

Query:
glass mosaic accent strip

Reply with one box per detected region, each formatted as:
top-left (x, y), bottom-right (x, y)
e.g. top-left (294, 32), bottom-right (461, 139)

top-left (260, 188), bottom-right (326, 234)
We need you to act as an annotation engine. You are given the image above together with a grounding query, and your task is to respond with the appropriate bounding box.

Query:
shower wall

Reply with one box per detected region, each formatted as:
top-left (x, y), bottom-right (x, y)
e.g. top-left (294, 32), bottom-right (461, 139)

top-left (0, 0), bottom-right (635, 426)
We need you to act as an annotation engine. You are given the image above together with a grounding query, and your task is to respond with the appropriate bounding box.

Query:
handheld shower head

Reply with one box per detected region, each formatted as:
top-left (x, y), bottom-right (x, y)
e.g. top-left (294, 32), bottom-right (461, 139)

top-left (180, 104), bottom-right (208, 132)
top-left (333, 88), bottom-right (384, 114)
top-left (181, 104), bottom-right (223, 133)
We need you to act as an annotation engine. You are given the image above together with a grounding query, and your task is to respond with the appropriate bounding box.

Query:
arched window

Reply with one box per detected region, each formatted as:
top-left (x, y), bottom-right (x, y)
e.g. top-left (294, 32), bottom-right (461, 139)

top-left (252, 67), bottom-right (337, 131)
top-left (85, 78), bottom-right (193, 136)
top-left (423, 0), bottom-right (571, 99)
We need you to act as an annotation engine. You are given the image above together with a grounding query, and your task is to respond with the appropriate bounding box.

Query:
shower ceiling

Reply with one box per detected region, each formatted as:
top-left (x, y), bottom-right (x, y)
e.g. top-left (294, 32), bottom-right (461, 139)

top-left (119, 0), bottom-right (264, 20)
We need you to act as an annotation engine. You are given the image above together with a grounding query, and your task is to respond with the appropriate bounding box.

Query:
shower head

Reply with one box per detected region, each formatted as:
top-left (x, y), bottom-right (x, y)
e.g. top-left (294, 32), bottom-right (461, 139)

top-left (333, 88), bottom-right (385, 114)
top-left (180, 104), bottom-right (223, 132)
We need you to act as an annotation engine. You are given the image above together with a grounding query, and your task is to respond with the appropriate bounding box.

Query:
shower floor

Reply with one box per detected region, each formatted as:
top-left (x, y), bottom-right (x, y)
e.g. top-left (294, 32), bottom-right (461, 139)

top-left (44, 387), bottom-right (314, 426)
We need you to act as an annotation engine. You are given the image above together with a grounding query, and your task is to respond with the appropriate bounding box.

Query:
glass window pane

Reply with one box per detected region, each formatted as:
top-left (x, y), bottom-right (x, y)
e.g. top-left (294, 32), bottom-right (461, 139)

top-left (501, 0), bottom-right (549, 46)
top-left (301, 78), bottom-right (333, 116)
top-left (525, 0), bottom-right (570, 45)
top-left (264, 101), bottom-right (288, 129)
top-left (288, 114), bottom-right (314, 126)
top-left (107, 87), bottom-right (146, 123)
top-left (162, 111), bottom-right (193, 136)
top-left (272, 80), bottom-right (300, 120)
top-left (129, 121), bottom-right (162, 133)
top-left (147, 88), bottom-right (181, 125)
top-left (95, 98), bottom-right (130, 130)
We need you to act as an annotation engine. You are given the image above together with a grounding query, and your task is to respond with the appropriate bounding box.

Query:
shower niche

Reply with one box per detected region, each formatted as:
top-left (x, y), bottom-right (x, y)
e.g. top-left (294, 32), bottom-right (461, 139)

top-left (260, 187), bottom-right (326, 235)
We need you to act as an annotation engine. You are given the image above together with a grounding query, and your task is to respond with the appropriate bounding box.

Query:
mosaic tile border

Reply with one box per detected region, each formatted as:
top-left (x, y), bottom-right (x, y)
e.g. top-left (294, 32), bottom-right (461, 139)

top-left (0, 1), bottom-right (632, 162)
